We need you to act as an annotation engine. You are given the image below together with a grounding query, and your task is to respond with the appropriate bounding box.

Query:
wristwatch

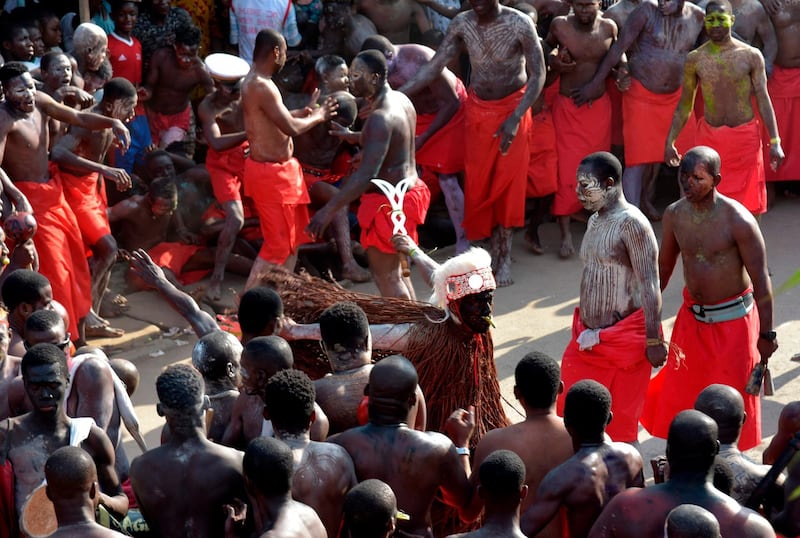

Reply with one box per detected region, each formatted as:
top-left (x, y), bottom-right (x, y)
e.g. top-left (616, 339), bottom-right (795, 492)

top-left (759, 330), bottom-right (777, 342)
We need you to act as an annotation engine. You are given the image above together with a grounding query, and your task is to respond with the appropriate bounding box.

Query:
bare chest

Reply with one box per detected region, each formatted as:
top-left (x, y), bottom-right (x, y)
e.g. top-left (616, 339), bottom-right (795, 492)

top-left (641, 13), bottom-right (701, 53)
top-left (462, 21), bottom-right (523, 67)
top-left (581, 217), bottom-right (629, 266)
top-left (558, 27), bottom-right (613, 63)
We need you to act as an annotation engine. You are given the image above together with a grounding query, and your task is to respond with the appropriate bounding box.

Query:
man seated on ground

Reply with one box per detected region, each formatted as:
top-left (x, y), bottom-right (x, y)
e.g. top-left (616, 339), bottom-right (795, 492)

top-left (315, 301), bottom-right (426, 434)
top-left (44, 446), bottom-right (127, 538)
top-left (589, 410), bottom-right (776, 537)
top-left (665, 505), bottom-right (722, 538)
top-left (51, 77), bottom-right (139, 339)
top-left (141, 24), bottom-right (212, 156)
top-left (264, 369), bottom-right (357, 536)
top-left (238, 437), bottom-right (326, 538)
top-left (330, 355), bottom-right (475, 537)
top-left (462, 351), bottom-right (572, 536)
top-left (447, 450), bottom-right (529, 538)
top-left (191, 331), bottom-right (243, 442)
top-left (129, 364), bottom-right (246, 538)
top-left (341, 479), bottom-right (400, 538)
top-left (0, 344), bottom-right (128, 538)
top-left (522, 380), bottom-right (644, 538)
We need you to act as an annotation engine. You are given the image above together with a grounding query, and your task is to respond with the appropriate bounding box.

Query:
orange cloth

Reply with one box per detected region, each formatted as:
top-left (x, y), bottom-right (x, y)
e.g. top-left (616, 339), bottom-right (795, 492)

top-left (557, 308), bottom-right (652, 442)
top-left (147, 241), bottom-right (207, 285)
top-left (59, 168), bottom-right (111, 247)
top-left (622, 78), bottom-right (696, 166)
top-left (765, 65), bottom-right (800, 182)
top-left (16, 170), bottom-right (92, 338)
top-left (415, 78), bottom-right (467, 175)
top-left (0, 456), bottom-right (14, 538)
top-left (207, 142), bottom-right (248, 204)
top-left (696, 118), bottom-right (766, 215)
top-left (641, 287), bottom-right (762, 450)
top-left (607, 79), bottom-right (624, 147)
top-left (244, 157), bottom-right (311, 264)
top-left (357, 179), bottom-right (430, 254)
top-left (552, 92), bottom-right (611, 215)
top-left (145, 105), bottom-right (191, 147)
top-left (463, 87), bottom-right (531, 240)
top-left (527, 108), bottom-right (558, 198)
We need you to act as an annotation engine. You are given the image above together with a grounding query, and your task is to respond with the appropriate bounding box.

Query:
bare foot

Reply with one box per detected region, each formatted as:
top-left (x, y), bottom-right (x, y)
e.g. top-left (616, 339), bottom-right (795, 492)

top-left (341, 262), bottom-right (371, 283)
top-left (206, 279), bottom-right (223, 302)
top-left (99, 293), bottom-right (129, 319)
top-left (642, 202), bottom-right (662, 222)
top-left (495, 258), bottom-right (513, 287)
top-left (524, 232), bottom-right (544, 255)
top-left (559, 242), bottom-right (575, 259)
top-left (86, 309), bottom-right (110, 328)
top-left (85, 324), bottom-right (125, 338)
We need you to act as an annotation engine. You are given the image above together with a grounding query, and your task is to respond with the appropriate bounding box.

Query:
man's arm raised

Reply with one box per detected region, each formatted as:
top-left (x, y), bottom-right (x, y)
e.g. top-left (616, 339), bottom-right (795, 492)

top-left (399, 18), bottom-right (465, 97)
top-left (36, 92), bottom-right (130, 151)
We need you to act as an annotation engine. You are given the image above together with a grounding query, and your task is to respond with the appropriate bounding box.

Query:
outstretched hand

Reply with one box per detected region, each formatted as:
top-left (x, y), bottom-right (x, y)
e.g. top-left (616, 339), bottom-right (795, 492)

top-left (112, 120), bottom-right (131, 153)
top-left (129, 249), bottom-right (166, 287)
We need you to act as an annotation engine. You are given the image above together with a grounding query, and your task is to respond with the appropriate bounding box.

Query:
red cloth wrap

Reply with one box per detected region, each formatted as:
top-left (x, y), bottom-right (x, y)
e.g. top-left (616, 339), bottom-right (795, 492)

top-left (244, 157), bottom-right (311, 264)
top-left (59, 168), bottom-right (111, 247)
top-left (527, 108), bottom-right (558, 198)
top-left (357, 179), bottom-right (430, 254)
top-left (207, 142), bottom-right (248, 204)
top-left (622, 78), bottom-right (696, 166)
top-left (415, 78), bottom-right (467, 175)
top-left (463, 87), bottom-right (531, 240)
top-left (641, 287), bottom-right (762, 450)
top-left (302, 165), bottom-right (342, 189)
top-left (557, 308), bottom-right (652, 442)
top-left (16, 168), bottom-right (92, 338)
top-left (765, 65), bottom-right (800, 181)
top-left (145, 105), bottom-right (191, 146)
top-left (552, 92), bottom-right (612, 216)
top-left (147, 242), bottom-right (207, 285)
top-left (696, 118), bottom-right (766, 215)
top-left (607, 78), bottom-right (624, 146)
top-left (0, 458), bottom-right (14, 538)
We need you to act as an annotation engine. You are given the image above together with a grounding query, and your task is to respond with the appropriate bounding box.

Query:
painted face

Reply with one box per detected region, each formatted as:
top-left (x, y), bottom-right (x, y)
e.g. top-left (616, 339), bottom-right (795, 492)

top-left (454, 290), bottom-right (494, 334)
top-left (4, 28), bottom-right (34, 61)
top-left (147, 156), bottom-right (177, 181)
top-left (41, 16), bottom-right (62, 49)
top-left (658, 0), bottom-right (682, 16)
top-left (24, 363), bottom-right (67, 414)
top-left (679, 161), bottom-right (716, 202)
top-left (44, 55), bottom-right (72, 89)
top-left (705, 10), bottom-right (733, 40)
top-left (83, 37), bottom-right (108, 72)
top-left (4, 73), bottom-right (37, 114)
top-left (28, 27), bottom-right (45, 57)
top-left (110, 96), bottom-right (137, 123)
top-left (576, 169), bottom-right (608, 212)
top-left (325, 64), bottom-right (349, 92)
top-left (348, 58), bottom-right (375, 98)
top-left (573, 0), bottom-right (599, 24)
top-left (174, 43), bottom-right (199, 68)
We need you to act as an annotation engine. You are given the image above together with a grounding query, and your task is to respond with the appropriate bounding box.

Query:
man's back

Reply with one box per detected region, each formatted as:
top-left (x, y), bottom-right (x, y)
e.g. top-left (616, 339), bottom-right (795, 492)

top-left (260, 499), bottom-right (326, 537)
top-left (242, 72), bottom-right (293, 162)
top-left (364, 89), bottom-right (418, 183)
top-left (130, 438), bottom-right (245, 538)
top-left (314, 367), bottom-right (371, 434)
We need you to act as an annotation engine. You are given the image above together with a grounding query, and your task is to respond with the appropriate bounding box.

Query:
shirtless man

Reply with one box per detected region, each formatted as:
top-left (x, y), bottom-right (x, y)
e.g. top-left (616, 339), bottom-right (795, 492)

top-left (641, 147), bottom-right (777, 451)
top-left (360, 35), bottom-right (469, 254)
top-left (761, 0), bottom-right (800, 183)
top-left (341, 479), bottom-right (399, 538)
top-left (198, 53), bottom-right (251, 302)
top-left (694, 384), bottom-right (782, 505)
top-left (142, 24), bottom-right (213, 155)
top-left (0, 343), bottom-right (128, 538)
top-left (241, 29), bottom-right (335, 289)
top-left (664, 505), bottom-right (722, 538)
top-left (1, 269), bottom-right (53, 362)
top-left (0, 62), bottom-right (129, 346)
top-left (763, 401), bottom-right (800, 465)
top-left (574, 0), bottom-right (704, 214)
top-left (462, 351), bottom-right (572, 538)
top-left (545, 0), bottom-right (618, 258)
top-left (70, 23), bottom-right (109, 84)
top-left (356, 0), bottom-right (432, 43)
top-left (239, 436), bottom-right (326, 538)
top-left (447, 450), bottom-right (528, 538)
top-left (129, 364), bottom-right (247, 538)
top-left (589, 410), bottom-right (776, 537)
top-left (39, 51), bottom-right (94, 148)
top-left (558, 152), bottom-right (666, 443)
top-left (44, 446), bottom-right (126, 538)
top-left (264, 369), bottom-right (357, 536)
top-left (399, 0), bottom-right (545, 286)
top-left (191, 331), bottom-right (243, 442)
top-left (51, 77), bottom-right (138, 339)
top-left (307, 50), bottom-right (428, 299)
top-left (330, 355), bottom-right (475, 537)
top-left (522, 380), bottom-right (644, 537)
top-left (664, 0), bottom-right (783, 216)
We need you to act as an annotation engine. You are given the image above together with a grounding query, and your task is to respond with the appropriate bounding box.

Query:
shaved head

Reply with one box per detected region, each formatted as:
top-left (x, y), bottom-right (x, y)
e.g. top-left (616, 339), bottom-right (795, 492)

top-left (243, 336), bottom-right (293, 376)
top-left (45, 446), bottom-right (97, 501)
top-left (369, 355), bottom-right (418, 401)
top-left (694, 384), bottom-right (744, 444)
top-left (665, 504), bottom-right (721, 537)
top-left (666, 410), bottom-right (719, 475)
top-left (681, 146), bottom-right (721, 177)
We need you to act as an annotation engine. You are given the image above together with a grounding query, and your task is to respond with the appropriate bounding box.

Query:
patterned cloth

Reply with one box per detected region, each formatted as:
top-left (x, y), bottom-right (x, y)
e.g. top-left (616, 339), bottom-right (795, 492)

top-left (133, 6), bottom-right (193, 69)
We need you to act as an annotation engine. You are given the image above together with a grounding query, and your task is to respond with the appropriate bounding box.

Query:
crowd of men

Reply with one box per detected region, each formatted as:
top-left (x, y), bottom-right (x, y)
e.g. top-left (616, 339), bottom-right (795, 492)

top-left (0, 0), bottom-right (797, 535)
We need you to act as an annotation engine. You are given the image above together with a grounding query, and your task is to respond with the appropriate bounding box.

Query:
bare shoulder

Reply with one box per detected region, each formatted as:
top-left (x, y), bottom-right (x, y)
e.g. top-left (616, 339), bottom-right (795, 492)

top-left (501, 6), bottom-right (537, 33)
top-left (448, 10), bottom-right (476, 34)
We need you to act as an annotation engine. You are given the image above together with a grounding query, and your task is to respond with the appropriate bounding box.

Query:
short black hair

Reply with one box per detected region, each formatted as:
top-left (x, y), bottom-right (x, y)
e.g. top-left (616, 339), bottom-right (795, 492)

top-left (264, 369), bottom-right (315, 435)
top-left (319, 302), bottom-right (369, 351)
top-left (253, 29), bottom-right (283, 61)
top-left (144, 149), bottom-right (171, 166)
top-left (706, 0), bottom-right (732, 13)
top-left (360, 34), bottom-right (393, 56)
top-left (1, 269), bottom-right (50, 312)
top-left (156, 363), bottom-right (204, 411)
top-left (243, 436), bottom-right (293, 496)
top-left (479, 450), bottom-right (526, 501)
top-left (25, 309), bottom-right (63, 334)
top-left (330, 91), bottom-right (357, 128)
top-left (175, 24), bottom-right (201, 48)
top-left (40, 51), bottom-right (68, 73)
top-left (238, 287), bottom-right (283, 336)
top-left (515, 351), bottom-right (560, 409)
top-left (343, 479), bottom-right (396, 537)
top-left (191, 331), bottom-right (242, 381)
top-left (666, 410), bottom-right (719, 475)
top-left (147, 177), bottom-right (178, 200)
top-left (315, 54), bottom-right (347, 78)
top-left (110, 0), bottom-right (139, 15)
top-left (578, 151), bottom-right (622, 185)
top-left (0, 62), bottom-right (29, 88)
top-left (681, 146), bottom-right (721, 177)
top-left (45, 446), bottom-right (96, 498)
top-left (665, 504), bottom-right (721, 538)
top-left (21, 343), bottom-right (68, 379)
top-left (563, 380), bottom-right (611, 438)
top-left (354, 50), bottom-right (387, 81)
top-left (101, 77), bottom-right (137, 103)
top-left (243, 335), bottom-right (293, 371)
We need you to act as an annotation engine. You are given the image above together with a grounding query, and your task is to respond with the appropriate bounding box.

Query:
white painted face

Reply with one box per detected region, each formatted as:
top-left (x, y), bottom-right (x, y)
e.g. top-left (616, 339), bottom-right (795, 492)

top-left (576, 169), bottom-right (607, 212)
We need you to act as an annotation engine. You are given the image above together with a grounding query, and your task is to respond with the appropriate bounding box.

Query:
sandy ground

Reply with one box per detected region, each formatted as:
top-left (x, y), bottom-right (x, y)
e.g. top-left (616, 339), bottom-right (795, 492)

top-left (114, 195), bottom-right (800, 476)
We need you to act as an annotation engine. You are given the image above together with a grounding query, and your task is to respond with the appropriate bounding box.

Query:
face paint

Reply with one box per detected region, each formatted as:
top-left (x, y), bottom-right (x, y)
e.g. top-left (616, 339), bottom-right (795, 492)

top-left (704, 12), bottom-right (733, 29)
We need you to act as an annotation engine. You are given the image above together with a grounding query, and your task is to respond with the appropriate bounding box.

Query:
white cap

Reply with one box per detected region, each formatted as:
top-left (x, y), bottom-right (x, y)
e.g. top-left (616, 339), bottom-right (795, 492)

top-left (204, 53), bottom-right (250, 81)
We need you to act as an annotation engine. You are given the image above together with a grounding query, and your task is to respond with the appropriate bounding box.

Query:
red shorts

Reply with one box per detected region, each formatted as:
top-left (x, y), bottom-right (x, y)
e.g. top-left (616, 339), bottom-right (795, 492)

top-left (146, 105), bottom-right (191, 148)
top-left (207, 142), bottom-right (248, 204)
top-left (147, 242), bottom-right (207, 285)
top-left (357, 179), bottom-right (430, 254)
top-left (59, 168), bottom-right (111, 247)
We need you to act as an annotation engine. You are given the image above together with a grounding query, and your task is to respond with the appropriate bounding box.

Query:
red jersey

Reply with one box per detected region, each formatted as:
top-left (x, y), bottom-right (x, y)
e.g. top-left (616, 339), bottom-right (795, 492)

top-left (108, 32), bottom-right (143, 86)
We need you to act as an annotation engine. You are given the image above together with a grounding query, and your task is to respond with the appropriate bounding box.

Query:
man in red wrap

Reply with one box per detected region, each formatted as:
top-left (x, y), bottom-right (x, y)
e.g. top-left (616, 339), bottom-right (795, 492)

top-left (0, 62), bottom-right (130, 346)
top-left (308, 50), bottom-right (429, 300)
top-left (241, 29), bottom-right (336, 290)
top-left (664, 0), bottom-right (784, 216)
top-left (641, 147), bottom-right (777, 451)
top-left (557, 152), bottom-right (667, 443)
top-left (361, 35), bottom-right (470, 254)
top-left (399, 0), bottom-right (545, 287)
top-left (762, 0), bottom-right (800, 183)
top-left (546, 0), bottom-right (617, 259)
top-left (573, 0), bottom-right (704, 216)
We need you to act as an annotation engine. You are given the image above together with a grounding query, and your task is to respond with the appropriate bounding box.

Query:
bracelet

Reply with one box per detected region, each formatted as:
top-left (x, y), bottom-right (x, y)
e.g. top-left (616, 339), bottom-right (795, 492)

top-left (770, 137), bottom-right (781, 145)
top-left (646, 338), bottom-right (663, 347)
top-left (408, 248), bottom-right (419, 259)
top-left (456, 446), bottom-right (470, 456)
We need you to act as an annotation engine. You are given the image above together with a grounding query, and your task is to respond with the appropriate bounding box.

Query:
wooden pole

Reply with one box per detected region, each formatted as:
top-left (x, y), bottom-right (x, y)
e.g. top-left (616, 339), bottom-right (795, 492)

top-left (79, 0), bottom-right (91, 23)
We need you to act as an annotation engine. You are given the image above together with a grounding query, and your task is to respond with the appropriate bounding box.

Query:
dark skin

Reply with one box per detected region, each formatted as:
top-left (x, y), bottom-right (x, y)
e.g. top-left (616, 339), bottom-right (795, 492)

top-left (763, 402), bottom-right (800, 465)
top-left (356, 0), bottom-right (432, 43)
top-left (760, 0), bottom-right (800, 68)
top-left (46, 461), bottom-right (123, 537)
top-left (142, 43), bottom-right (214, 115)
